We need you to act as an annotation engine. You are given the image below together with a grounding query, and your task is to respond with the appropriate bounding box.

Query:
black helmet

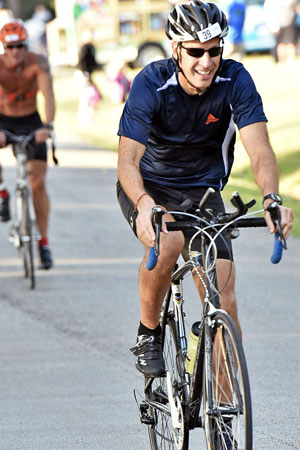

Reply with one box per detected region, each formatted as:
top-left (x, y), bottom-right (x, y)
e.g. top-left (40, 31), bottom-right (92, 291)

top-left (166, 1), bottom-right (228, 42)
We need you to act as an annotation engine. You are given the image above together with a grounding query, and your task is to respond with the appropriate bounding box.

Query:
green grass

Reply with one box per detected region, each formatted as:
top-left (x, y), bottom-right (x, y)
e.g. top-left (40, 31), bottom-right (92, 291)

top-left (52, 55), bottom-right (300, 236)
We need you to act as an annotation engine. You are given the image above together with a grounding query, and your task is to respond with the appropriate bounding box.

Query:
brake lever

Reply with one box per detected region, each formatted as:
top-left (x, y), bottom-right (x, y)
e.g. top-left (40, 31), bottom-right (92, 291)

top-left (266, 202), bottom-right (287, 250)
top-left (50, 130), bottom-right (58, 165)
top-left (197, 187), bottom-right (215, 220)
top-left (146, 206), bottom-right (164, 271)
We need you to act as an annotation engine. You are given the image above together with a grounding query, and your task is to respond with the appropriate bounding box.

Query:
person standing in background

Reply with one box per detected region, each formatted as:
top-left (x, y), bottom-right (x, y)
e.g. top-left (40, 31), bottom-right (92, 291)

top-left (220, 0), bottom-right (246, 61)
top-left (78, 28), bottom-right (98, 82)
top-left (264, 0), bottom-right (299, 63)
top-left (25, 5), bottom-right (52, 55)
top-left (75, 28), bottom-right (101, 125)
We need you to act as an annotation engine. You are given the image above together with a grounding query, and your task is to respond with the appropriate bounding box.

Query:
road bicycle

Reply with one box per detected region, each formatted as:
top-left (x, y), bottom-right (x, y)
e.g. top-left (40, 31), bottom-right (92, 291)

top-left (135, 188), bottom-right (286, 450)
top-left (3, 129), bottom-right (57, 289)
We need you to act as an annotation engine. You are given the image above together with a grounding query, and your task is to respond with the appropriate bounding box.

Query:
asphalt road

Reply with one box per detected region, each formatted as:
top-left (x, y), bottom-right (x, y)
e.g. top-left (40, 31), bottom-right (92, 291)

top-left (0, 135), bottom-right (299, 450)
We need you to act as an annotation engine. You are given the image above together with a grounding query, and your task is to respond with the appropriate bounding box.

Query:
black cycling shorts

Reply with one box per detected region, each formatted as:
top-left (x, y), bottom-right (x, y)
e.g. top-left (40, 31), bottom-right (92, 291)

top-left (0, 111), bottom-right (47, 161)
top-left (116, 180), bottom-right (233, 261)
top-left (277, 25), bottom-right (297, 45)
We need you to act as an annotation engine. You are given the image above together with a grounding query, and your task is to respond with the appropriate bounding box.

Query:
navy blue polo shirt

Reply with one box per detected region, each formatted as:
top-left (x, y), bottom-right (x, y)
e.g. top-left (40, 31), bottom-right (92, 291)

top-left (118, 57), bottom-right (266, 190)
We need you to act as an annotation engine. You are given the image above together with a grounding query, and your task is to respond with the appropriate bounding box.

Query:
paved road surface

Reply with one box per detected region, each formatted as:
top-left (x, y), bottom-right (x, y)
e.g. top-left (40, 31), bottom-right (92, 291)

top-left (0, 135), bottom-right (299, 449)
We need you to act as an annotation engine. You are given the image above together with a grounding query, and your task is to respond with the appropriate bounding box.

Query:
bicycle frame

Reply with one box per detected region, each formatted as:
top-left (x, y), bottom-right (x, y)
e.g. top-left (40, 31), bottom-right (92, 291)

top-left (158, 238), bottom-right (223, 430)
top-left (3, 130), bottom-right (40, 289)
top-left (9, 141), bottom-right (37, 247)
top-left (140, 191), bottom-right (285, 449)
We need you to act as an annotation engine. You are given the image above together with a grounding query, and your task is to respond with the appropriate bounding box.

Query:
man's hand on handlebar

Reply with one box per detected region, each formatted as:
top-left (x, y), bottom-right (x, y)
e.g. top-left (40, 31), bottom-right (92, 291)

top-left (264, 204), bottom-right (294, 241)
top-left (135, 195), bottom-right (168, 248)
top-left (35, 127), bottom-right (51, 144)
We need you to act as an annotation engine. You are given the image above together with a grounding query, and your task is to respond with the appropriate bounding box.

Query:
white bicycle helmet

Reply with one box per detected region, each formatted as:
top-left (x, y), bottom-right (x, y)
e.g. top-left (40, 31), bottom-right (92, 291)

top-left (166, 1), bottom-right (228, 43)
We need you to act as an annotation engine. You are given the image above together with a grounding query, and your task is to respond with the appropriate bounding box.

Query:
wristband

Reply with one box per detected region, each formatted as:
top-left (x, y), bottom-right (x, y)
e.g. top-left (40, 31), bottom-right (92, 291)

top-left (262, 193), bottom-right (282, 206)
top-left (135, 192), bottom-right (149, 210)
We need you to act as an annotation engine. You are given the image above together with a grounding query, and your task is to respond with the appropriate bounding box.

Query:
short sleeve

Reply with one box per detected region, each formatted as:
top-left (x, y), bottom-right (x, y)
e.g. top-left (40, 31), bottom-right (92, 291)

top-left (230, 67), bottom-right (267, 130)
top-left (118, 71), bottom-right (160, 146)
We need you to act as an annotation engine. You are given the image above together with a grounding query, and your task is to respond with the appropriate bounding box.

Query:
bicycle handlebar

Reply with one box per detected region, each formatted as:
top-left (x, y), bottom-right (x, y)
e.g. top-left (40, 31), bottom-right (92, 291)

top-left (146, 190), bottom-right (287, 270)
top-left (1, 128), bottom-right (58, 165)
top-left (3, 129), bottom-right (36, 146)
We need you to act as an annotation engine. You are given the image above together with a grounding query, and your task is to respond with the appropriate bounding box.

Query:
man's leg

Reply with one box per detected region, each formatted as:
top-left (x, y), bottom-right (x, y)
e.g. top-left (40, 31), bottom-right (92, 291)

top-left (193, 259), bottom-right (241, 336)
top-left (27, 159), bottom-right (49, 237)
top-left (193, 259), bottom-right (240, 409)
top-left (27, 159), bottom-right (53, 269)
top-left (0, 162), bottom-right (10, 222)
top-left (131, 217), bottom-right (184, 377)
top-left (215, 259), bottom-right (240, 336)
top-left (139, 224), bottom-right (185, 329)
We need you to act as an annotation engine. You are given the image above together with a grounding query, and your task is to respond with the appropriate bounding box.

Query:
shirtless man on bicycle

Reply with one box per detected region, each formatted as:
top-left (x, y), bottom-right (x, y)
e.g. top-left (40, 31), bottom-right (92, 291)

top-left (117, 1), bottom-right (294, 379)
top-left (0, 20), bottom-right (55, 269)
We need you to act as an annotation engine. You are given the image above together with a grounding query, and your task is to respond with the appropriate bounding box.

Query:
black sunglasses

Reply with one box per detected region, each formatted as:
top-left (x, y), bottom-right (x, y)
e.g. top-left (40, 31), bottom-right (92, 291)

top-left (5, 43), bottom-right (26, 49)
top-left (181, 45), bottom-right (223, 58)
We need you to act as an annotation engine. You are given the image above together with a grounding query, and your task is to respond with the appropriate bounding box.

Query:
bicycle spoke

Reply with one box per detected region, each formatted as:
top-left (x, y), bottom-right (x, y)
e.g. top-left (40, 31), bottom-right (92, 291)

top-left (146, 313), bottom-right (189, 450)
top-left (203, 311), bottom-right (252, 449)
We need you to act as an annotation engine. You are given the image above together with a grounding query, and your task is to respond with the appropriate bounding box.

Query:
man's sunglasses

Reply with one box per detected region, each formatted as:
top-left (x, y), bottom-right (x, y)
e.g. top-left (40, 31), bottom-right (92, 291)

top-left (181, 45), bottom-right (223, 58)
top-left (5, 43), bottom-right (26, 49)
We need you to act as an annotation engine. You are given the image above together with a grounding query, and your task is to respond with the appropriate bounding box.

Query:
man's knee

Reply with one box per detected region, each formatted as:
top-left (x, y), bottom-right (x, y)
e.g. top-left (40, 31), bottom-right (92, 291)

top-left (148, 230), bottom-right (184, 273)
top-left (28, 161), bottom-right (47, 192)
top-left (30, 173), bottom-right (46, 193)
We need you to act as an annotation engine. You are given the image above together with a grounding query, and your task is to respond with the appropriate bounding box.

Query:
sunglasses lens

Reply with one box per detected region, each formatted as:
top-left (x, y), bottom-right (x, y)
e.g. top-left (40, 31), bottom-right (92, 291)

top-left (187, 48), bottom-right (205, 57)
top-left (208, 47), bottom-right (222, 57)
top-left (183, 46), bottom-right (222, 58)
top-left (6, 44), bottom-right (25, 49)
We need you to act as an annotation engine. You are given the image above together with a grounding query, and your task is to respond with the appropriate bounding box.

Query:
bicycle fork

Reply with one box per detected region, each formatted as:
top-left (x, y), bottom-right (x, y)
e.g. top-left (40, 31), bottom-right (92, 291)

top-left (9, 187), bottom-right (23, 249)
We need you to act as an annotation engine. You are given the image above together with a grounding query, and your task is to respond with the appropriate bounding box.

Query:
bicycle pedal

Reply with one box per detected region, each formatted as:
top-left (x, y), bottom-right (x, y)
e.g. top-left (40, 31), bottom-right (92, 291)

top-left (139, 402), bottom-right (155, 425)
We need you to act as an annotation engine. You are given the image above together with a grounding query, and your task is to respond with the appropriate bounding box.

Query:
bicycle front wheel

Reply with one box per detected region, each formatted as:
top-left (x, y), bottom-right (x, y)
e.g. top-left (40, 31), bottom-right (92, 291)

top-left (20, 188), bottom-right (35, 289)
top-left (146, 313), bottom-right (189, 450)
top-left (203, 310), bottom-right (252, 450)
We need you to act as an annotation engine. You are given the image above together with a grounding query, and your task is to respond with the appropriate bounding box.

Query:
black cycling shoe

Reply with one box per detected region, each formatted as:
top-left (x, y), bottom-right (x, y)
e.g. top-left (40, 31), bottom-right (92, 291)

top-left (0, 195), bottom-right (10, 222)
top-left (130, 334), bottom-right (166, 378)
top-left (39, 245), bottom-right (53, 270)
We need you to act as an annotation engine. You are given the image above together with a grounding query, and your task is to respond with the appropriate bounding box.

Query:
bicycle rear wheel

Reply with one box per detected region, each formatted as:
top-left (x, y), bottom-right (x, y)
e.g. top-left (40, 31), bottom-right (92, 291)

top-left (203, 311), bottom-right (252, 450)
top-left (19, 187), bottom-right (35, 289)
top-left (146, 312), bottom-right (189, 450)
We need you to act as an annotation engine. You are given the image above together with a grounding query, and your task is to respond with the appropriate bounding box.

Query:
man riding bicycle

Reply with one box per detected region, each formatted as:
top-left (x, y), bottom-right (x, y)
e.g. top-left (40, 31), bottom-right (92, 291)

top-left (117, 1), bottom-right (294, 379)
top-left (0, 20), bottom-right (55, 269)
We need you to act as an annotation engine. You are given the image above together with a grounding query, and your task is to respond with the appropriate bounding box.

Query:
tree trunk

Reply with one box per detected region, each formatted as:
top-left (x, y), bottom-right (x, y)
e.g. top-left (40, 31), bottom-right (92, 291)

top-left (6, 0), bottom-right (21, 17)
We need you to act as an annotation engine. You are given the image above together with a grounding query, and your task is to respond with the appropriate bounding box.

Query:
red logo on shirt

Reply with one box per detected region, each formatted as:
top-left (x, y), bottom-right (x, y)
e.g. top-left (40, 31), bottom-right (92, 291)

top-left (205, 113), bottom-right (219, 125)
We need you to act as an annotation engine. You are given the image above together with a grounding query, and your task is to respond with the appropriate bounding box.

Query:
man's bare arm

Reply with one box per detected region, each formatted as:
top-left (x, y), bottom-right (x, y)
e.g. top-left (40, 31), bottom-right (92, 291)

top-left (118, 136), bottom-right (149, 205)
top-left (118, 136), bottom-right (157, 246)
top-left (240, 122), bottom-right (293, 238)
top-left (240, 122), bottom-right (279, 196)
top-left (36, 54), bottom-right (55, 124)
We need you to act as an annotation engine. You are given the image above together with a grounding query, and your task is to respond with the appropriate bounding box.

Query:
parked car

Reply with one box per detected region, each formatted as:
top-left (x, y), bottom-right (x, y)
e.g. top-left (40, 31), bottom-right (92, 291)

top-left (243, 0), bottom-right (275, 53)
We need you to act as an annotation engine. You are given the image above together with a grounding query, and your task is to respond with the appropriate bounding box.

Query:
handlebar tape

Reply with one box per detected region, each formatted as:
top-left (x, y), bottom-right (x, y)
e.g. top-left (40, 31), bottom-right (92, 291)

top-left (146, 224), bottom-right (284, 270)
top-left (271, 232), bottom-right (283, 264)
top-left (146, 247), bottom-right (158, 271)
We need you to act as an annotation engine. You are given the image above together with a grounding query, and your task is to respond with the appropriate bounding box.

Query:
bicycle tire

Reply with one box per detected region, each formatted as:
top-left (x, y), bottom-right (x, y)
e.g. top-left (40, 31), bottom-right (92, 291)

top-left (202, 310), bottom-right (252, 450)
top-left (146, 312), bottom-right (189, 450)
top-left (20, 187), bottom-right (35, 289)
